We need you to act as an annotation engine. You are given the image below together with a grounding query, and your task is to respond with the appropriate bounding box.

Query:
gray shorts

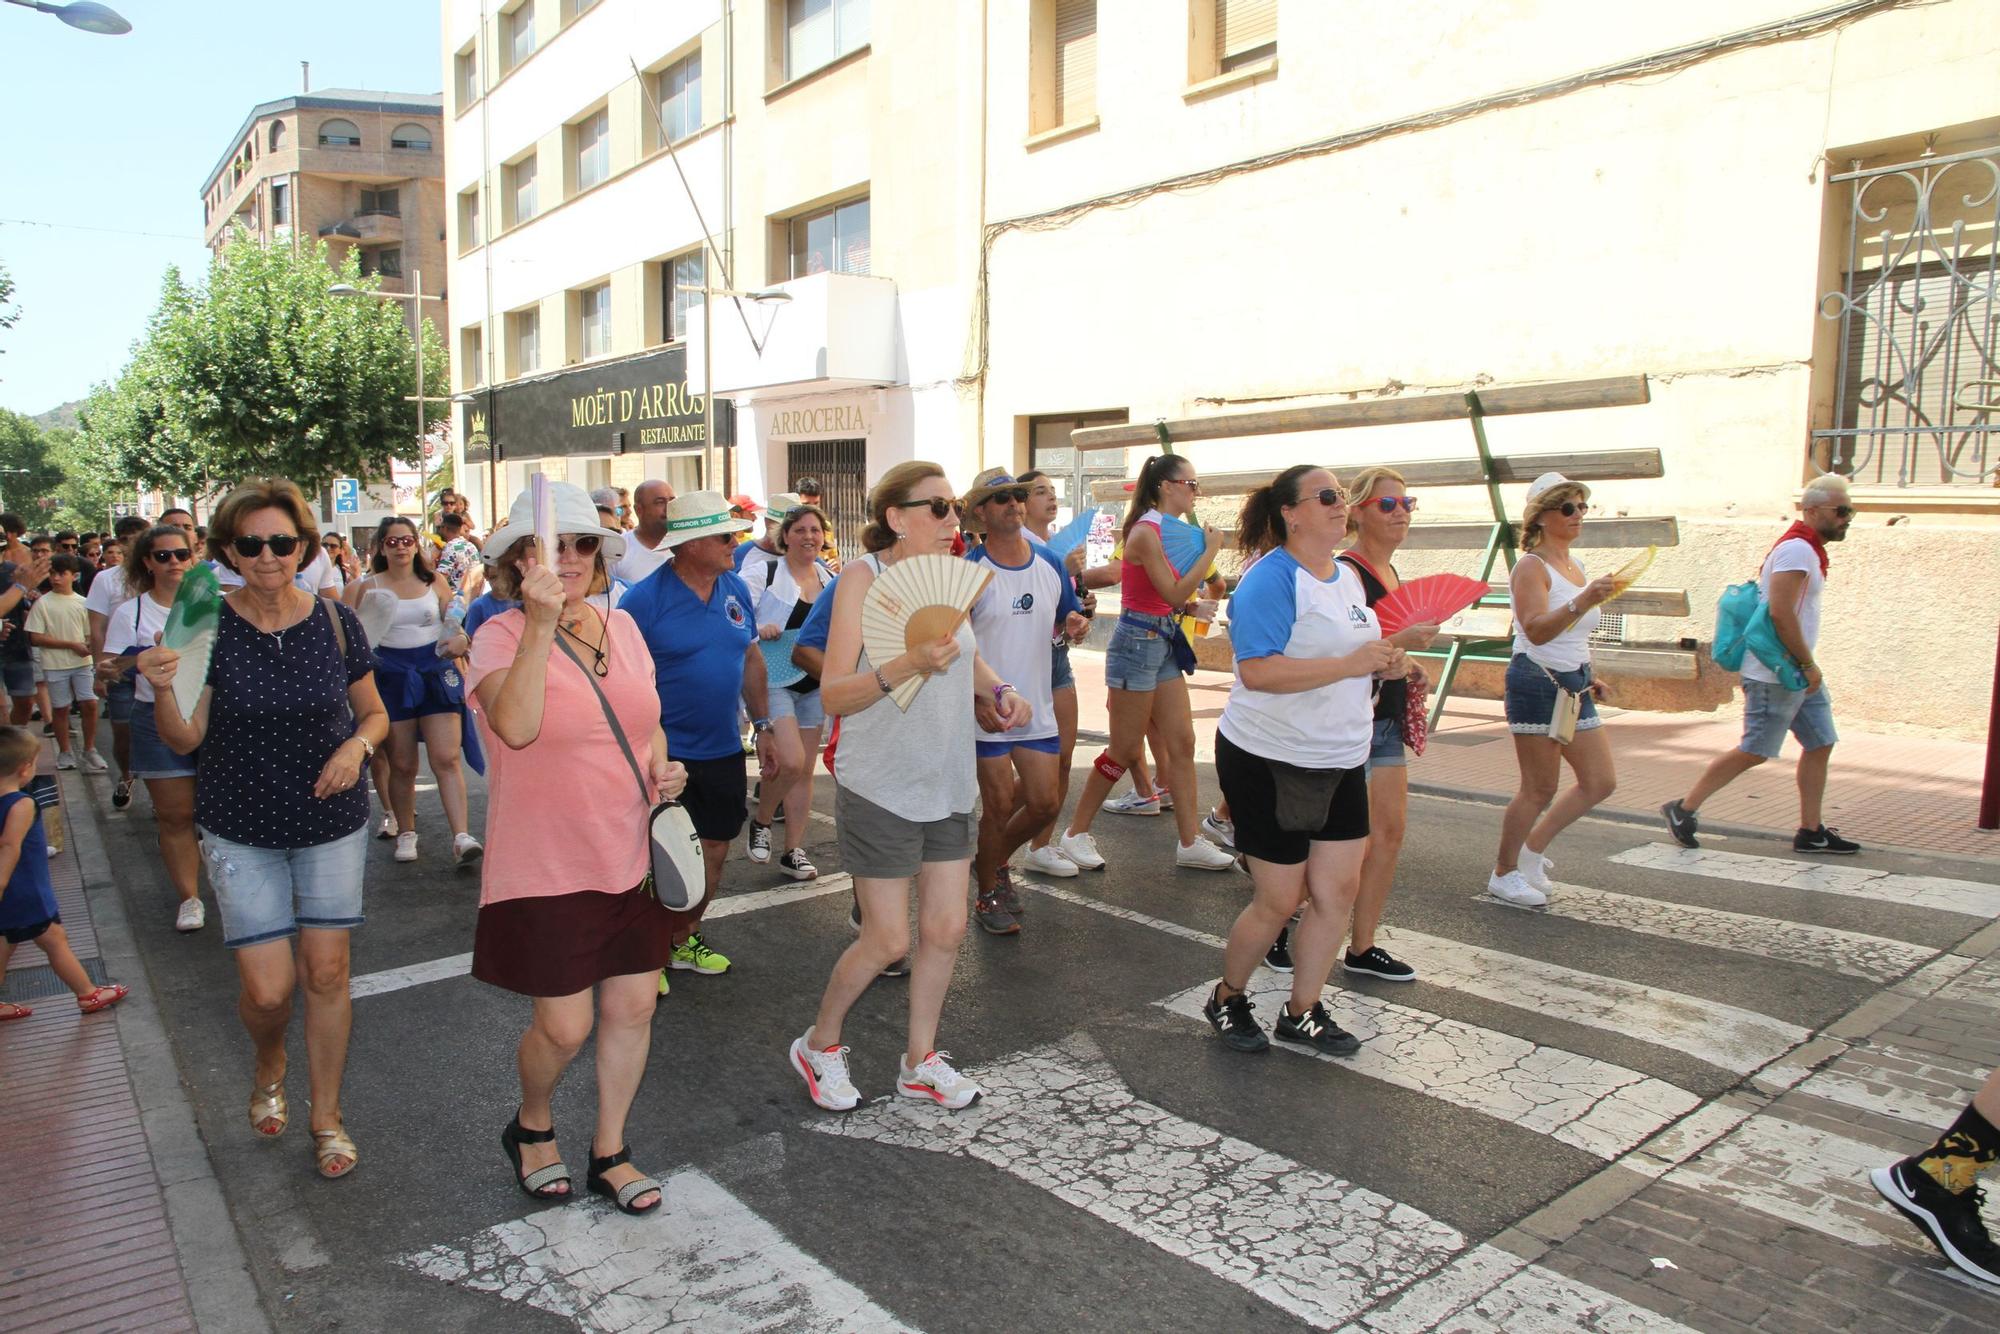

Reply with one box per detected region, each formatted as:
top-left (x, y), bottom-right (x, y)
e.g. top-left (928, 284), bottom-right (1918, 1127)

top-left (835, 785), bottom-right (972, 879)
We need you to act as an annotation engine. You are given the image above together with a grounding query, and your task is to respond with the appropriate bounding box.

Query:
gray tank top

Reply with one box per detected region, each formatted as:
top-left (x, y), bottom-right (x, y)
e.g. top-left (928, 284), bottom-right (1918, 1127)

top-left (839, 553), bottom-right (979, 820)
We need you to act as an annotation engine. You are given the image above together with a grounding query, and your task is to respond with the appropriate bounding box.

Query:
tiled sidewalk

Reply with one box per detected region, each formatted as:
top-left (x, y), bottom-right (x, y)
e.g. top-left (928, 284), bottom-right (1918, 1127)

top-left (1068, 653), bottom-right (1998, 859)
top-left (0, 743), bottom-right (196, 1333)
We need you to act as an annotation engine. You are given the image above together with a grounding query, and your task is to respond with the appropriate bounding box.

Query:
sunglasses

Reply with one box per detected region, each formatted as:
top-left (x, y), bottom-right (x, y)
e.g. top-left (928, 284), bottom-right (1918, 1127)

top-left (1553, 501), bottom-right (1590, 518)
top-left (1829, 505), bottom-right (1854, 518)
top-left (893, 497), bottom-right (964, 519)
top-left (1164, 477), bottom-right (1201, 493)
top-left (981, 487), bottom-right (1029, 505)
top-left (1372, 496), bottom-right (1418, 514)
top-left (553, 534), bottom-right (602, 557)
top-left (149, 548), bottom-right (194, 564)
top-left (57, 542), bottom-right (78, 550)
top-left (382, 534), bottom-right (419, 549)
top-left (232, 534), bottom-right (301, 558)
top-left (1310, 487), bottom-right (1350, 507)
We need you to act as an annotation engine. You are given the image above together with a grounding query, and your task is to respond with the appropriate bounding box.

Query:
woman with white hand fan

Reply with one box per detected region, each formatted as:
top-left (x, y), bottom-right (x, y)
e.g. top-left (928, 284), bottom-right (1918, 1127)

top-left (740, 503), bottom-right (833, 880)
top-left (788, 462), bottom-right (1029, 1115)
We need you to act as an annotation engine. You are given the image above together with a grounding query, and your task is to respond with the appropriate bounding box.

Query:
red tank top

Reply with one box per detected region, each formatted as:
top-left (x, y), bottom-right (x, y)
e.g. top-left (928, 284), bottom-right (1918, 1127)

top-left (1120, 511), bottom-right (1177, 616)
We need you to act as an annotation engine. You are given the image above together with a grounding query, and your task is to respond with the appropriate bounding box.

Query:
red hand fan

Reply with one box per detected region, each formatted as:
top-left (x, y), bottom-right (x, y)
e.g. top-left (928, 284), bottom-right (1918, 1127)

top-left (1371, 573), bottom-right (1488, 636)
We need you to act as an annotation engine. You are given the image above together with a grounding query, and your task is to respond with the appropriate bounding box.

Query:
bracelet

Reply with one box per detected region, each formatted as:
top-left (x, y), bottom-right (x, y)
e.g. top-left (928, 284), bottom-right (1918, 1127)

top-left (351, 733), bottom-right (376, 759)
top-left (993, 682), bottom-right (1017, 703)
top-left (874, 667), bottom-right (892, 695)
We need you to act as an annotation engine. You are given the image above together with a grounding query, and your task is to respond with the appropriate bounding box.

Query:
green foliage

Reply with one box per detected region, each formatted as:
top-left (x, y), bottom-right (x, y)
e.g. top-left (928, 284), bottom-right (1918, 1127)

top-left (0, 411), bottom-right (118, 530)
top-left (0, 262), bottom-right (17, 372)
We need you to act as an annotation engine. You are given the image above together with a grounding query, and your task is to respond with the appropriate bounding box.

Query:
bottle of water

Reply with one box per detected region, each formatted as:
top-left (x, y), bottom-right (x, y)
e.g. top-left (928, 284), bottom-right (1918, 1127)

top-left (435, 591), bottom-right (468, 656)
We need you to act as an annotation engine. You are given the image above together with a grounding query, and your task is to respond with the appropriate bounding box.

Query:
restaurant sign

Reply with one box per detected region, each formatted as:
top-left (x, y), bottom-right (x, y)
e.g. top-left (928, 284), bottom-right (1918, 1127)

top-left (463, 345), bottom-right (733, 464)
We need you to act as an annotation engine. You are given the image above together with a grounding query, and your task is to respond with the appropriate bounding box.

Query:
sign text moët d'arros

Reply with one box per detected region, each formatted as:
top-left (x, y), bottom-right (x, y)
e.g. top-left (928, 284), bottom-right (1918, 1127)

top-left (468, 346), bottom-right (729, 462)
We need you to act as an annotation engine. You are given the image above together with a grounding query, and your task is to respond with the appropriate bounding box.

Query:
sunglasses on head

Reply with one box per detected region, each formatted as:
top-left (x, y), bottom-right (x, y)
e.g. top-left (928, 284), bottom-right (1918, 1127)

top-left (1372, 496), bottom-right (1418, 514)
top-left (894, 497), bottom-right (963, 519)
top-left (554, 534), bottom-right (602, 558)
top-left (233, 533), bottom-right (301, 558)
top-left (149, 548), bottom-right (194, 564)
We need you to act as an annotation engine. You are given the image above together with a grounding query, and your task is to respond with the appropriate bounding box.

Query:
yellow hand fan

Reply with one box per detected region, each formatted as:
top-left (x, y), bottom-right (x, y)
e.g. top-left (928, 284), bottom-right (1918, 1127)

top-left (1608, 545), bottom-right (1657, 597)
top-left (860, 554), bottom-right (994, 712)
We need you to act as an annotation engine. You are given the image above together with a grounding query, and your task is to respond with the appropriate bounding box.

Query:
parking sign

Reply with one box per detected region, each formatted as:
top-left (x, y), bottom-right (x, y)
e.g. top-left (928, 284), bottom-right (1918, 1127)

top-left (333, 478), bottom-right (360, 514)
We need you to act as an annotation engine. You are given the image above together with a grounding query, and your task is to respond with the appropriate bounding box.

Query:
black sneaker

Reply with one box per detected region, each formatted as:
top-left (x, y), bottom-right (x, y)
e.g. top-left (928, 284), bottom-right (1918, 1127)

top-left (1343, 945), bottom-right (1416, 982)
top-left (1796, 824), bottom-right (1862, 854)
top-left (974, 891), bottom-right (1020, 936)
top-left (995, 866), bottom-right (1024, 918)
top-left (1203, 987), bottom-right (1269, 1053)
top-left (1264, 927), bottom-right (1294, 974)
top-left (1661, 799), bottom-right (1700, 849)
top-left (1871, 1160), bottom-right (2000, 1287)
top-left (1274, 1001), bottom-right (1362, 1056)
top-left (111, 777), bottom-right (133, 810)
top-left (747, 820), bottom-right (773, 864)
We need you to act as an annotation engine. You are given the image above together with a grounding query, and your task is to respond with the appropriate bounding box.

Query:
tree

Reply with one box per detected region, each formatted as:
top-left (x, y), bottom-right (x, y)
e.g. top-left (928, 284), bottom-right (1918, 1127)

top-left (0, 262), bottom-right (18, 372)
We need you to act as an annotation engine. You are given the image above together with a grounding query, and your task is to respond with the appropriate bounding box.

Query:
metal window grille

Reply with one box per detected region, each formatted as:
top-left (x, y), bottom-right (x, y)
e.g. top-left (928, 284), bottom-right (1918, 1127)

top-left (787, 439), bottom-right (867, 559)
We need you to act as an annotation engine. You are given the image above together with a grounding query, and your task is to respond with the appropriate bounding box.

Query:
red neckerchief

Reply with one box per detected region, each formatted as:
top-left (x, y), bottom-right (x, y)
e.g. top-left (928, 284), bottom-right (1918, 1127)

top-left (1771, 521), bottom-right (1829, 577)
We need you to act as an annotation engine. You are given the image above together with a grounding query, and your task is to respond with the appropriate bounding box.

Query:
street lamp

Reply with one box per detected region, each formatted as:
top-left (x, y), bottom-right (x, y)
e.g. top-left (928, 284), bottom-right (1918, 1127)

top-left (2, 1), bottom-right (132, 34)
top-left (331, 272), bottom-right (449, 524)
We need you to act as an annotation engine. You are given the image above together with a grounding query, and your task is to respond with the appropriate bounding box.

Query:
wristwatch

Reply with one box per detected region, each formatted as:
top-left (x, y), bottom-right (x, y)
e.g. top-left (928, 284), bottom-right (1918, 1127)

top-left (351, 733), bottom-right (376, 759)
top-left (752, 718), bottom-right (774, 734)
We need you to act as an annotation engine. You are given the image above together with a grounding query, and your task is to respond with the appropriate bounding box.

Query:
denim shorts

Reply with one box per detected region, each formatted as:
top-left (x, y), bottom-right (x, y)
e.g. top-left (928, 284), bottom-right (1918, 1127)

top-left (200, 825), bottom-right (367, 949)
top-left (1051, 640), bottom-right (1075, 691)
top-left (2, 659), bottom-right (33, 699)
top-left (1366, 715), bottom-right (1407, 770)
top-left (769, 685), bottom-right (825, 730)
top-left (1739, 681), bottom-right (1837, 759)
top-left (130, 705), bottom-right (197, 780)
top-left (975, 734), bottom-right (1062, 761)
top-left (103, 676), bottom-right (136, 724)
top-left (1503, 654), bottom-right (1602, 736)
top-left (43, 666), bottom-right (95, 709)
top-left (1103, 619), bottom-right (1180, 692)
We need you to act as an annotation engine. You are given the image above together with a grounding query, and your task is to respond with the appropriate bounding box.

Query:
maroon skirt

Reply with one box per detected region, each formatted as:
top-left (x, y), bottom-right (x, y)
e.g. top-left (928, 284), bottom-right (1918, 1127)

top-left (472, 885), bottom-right (678, 997)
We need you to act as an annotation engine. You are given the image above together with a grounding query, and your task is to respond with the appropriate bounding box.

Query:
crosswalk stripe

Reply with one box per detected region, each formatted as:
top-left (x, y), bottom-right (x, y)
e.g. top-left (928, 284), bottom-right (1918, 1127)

top-left (812, 1033), bottom-right (1690, 1332)
top-left (1157, 976), bottom-right (1701, 1161)
top-left (1796, 1053), bottom-right (1972, 1132)
top-left (1609, 843), bottom-right (2000, 918)
top-left (399, 1165), bottom-right (915, 1330)
top-left (1479, 881), bottom-right (1939, 984)
top-left (1347, 1247), bottom-right (1695, 1333)
top-left (1663, 1111), bottom-right (1922, 1251)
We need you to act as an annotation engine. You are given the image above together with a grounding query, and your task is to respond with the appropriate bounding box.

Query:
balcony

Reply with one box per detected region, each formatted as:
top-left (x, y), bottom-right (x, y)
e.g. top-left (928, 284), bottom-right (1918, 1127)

top-left (685, 271), bottom-right (900, 401)
top-left (317, 210), bottom-right (403, 245)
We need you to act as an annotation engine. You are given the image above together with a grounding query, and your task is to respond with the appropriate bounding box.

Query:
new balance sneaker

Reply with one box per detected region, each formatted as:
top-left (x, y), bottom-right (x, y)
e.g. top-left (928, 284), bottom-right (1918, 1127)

top-left (1023, 844), bottom-right (1079, 878)
top-left (111, 777), bottom-right (133, 809)
top-left (55, 750), bottom-right (74, 770)
top-left (1796, 824), bottom-right (1862, 854)
top-left (1105, 790), bottom-right (1162, 816)
top-left (747, 820), bottom-right (773, 864)
top-left (1275, 1001), bottom-right (1363, 1056)
top-left (974, 890), bottom-right (1020, 936)
top-left (790, 1032), bottom-right (861, 1112)
top-left (1344, 945), bottom-right (1416, 982)
top-left (394, 831), bottom-right (420, 863)
top-left (175, 898), bottom-right (205, 933)
top-left (1486, 869), bottom-right (1548, 907)
top-left (79, 749), bottom-right (107, 774)
top-left (777, 847), bottom-right (818, 881)
top-left (1200, 810), bottom-right (1235, 849)
top-left (995, 866), bottom-right (1024, 917)
top-left (1264, 927), bottom-right (1293, 974)
top-left (1176, 836), bottom-right (1236, 871)
top-left (1661, 798), bottom-right (1700, 849)
top-left (1518, 847), bottom-right (1555, 894)
top-left (1057, 830), bottom-right (1105, 871)
top-left (670, 933), bottom-right (731, 974)
top-left (1870, 1160), bottom-right (2000, 1288)
top-left (453, 832), bottom-right (483, 866)
top-left (1203, 987), bottom-right (1270, 1053)
top-left (898, 1051), bottom-right (982, 1109)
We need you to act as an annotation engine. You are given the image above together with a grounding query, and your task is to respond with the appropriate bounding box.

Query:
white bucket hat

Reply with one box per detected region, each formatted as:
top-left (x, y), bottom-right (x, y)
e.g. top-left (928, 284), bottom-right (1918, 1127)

top-left (1524, 471), bottom-right (1590, 505)
top-left (661, 490), bottom-right (755, 548)
top-left (482, 480), bottom-right (628, 565)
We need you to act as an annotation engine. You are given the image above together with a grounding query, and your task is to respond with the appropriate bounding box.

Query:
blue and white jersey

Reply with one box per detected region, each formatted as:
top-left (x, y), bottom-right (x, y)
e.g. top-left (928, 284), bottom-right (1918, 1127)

top-left (1219, 547), bottom-right (1378, 770)
top-left (966, 538), bottom-right (1080, 743)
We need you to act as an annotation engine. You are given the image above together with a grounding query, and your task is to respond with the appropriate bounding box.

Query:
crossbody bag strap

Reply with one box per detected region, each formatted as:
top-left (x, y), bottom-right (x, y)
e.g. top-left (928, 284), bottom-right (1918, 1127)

top-left (551, 631), bottom-right (651, 805)
top-left (323, 597), bottom-right (347, 658)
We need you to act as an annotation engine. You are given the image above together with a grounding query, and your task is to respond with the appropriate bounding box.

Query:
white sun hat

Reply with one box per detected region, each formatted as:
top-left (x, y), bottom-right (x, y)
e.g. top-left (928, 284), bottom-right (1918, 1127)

top-left (482, 480), bottom-right (628, 565)
top-left (661, 490), bottom-right (756, 548)
top-left (1524, 471), bottom-right (1590, 504)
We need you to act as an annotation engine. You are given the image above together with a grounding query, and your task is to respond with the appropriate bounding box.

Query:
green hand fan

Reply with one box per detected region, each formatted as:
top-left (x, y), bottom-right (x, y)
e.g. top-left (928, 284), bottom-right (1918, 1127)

top-left (160, 561), bottom-right (222, 724)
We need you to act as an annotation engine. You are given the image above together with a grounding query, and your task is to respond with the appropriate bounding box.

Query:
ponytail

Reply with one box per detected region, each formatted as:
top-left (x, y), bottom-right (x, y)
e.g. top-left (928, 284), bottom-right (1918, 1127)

top-left (1122, 453), bottom-right (1181, 542)
top-left (1235, 465), bottom-right (1319, 555)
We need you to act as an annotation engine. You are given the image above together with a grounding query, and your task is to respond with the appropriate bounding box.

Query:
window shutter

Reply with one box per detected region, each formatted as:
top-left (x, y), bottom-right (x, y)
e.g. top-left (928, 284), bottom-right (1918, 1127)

top-left (1054, 0), bottom-right (1097, 125)
top-left (1215, 0), bottom-right (1277, 64)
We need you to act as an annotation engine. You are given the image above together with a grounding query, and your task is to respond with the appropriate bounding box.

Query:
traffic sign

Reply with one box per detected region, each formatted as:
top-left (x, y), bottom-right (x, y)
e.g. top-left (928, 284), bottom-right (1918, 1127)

top-left (333, 478), bottom-right (360, 514)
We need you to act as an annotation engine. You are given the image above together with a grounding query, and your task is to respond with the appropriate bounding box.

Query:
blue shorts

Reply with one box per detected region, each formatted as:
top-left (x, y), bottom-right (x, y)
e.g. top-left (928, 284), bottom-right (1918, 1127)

top-left (769, 684), bottom-right (825, 730)
top-left (130, 705), bottom-right (198, 780)
top-left (200, 825), bottom-right (368, 949)
top-left (1739, 681), bottom-right (1837, 759)
top-left (1051, 640), bottom-right (1075, 691)
top-left (1103, 620), bottom-right (1180, 692)
top-left (2, 659), bottom-right (33, 699)
top-left (975, 734), bottom-right (1062, 761)
top-left (1503, 655), bottom-right (1602, 737)
top-left (1366, 715), bottom-right (1407, 770)
top-left (104, 676), bottom-right (136, 724)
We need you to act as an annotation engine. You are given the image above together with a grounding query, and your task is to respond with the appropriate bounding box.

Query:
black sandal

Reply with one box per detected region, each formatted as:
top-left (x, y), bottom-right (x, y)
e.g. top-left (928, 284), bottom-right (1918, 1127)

top-left (586, 1145), bottom-right (663, 1216)
top-left (501, 1114), bottom-right (572, 1200)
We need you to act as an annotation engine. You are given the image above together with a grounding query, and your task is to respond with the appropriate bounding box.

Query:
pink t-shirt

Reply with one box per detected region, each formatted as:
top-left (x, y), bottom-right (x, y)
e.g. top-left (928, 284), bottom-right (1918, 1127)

top-left (465, 608), bottom-right (663, 907)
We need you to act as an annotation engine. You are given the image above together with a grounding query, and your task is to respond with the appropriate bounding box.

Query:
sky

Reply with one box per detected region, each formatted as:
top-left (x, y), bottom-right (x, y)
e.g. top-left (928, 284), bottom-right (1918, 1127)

top-left (0, 0), bottom-right (442, 418)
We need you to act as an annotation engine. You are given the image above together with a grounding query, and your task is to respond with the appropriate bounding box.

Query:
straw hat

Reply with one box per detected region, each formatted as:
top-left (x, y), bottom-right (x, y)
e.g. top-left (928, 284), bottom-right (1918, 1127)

top-left (662, 490), bottom-right (756, 548)
top-left (766, 492), bottom-right (804, 518)
top-left (483, 481), bottom-right (627, 564)
top-left (961, 468), bottom-right (1027, 532)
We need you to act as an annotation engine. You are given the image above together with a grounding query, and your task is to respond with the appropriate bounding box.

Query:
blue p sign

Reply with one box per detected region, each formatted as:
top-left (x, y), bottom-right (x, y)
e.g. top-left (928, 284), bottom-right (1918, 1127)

top-left (333, 478), bottom-right (360, 514)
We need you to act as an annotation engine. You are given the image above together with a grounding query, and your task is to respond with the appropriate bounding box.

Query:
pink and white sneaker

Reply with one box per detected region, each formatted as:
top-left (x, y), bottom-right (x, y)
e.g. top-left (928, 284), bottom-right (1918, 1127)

top-left (897, 1050), bottom-right (983, 1110)
top-left (789, 1030), bottom-right (860, 1112)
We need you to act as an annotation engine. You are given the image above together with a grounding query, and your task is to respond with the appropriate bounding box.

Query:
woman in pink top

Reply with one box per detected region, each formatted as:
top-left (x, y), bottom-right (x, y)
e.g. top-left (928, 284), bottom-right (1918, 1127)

top-left (466, 483), bottom-right (686, 1217)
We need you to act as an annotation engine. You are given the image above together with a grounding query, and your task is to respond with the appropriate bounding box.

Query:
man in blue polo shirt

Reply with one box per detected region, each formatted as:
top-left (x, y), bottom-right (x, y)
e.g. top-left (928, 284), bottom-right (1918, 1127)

top-left (619, 491), bottom-right (779, 985)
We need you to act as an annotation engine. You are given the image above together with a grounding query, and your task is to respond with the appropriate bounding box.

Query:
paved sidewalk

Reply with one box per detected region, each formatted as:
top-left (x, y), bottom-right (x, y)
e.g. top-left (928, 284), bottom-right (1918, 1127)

top-left (1067, 652), bottom-right (1997, 859)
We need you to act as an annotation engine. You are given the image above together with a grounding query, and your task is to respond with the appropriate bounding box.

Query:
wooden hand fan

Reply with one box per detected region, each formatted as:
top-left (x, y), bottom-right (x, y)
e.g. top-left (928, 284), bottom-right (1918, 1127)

top-left (1607, 545), bottom-right (1657, 597)
top-left (1372, 573), bottom-right (1488, 636)
top-left (860, 554), bottom-right (993, 712)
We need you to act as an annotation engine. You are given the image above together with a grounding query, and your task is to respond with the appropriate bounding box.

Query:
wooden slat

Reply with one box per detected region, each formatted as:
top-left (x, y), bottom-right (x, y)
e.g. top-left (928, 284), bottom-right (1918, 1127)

top-left (1482, 582), bottom-right (1689, 617)
top-left (1088, 448), bottom-right (1665, 501)
top-left (1399, 516), bottom-right (1680, 551)
top-left (1071, 375), bottom-right (1651, 451)
top-left (1594, 647), bottom-right (1701, 680)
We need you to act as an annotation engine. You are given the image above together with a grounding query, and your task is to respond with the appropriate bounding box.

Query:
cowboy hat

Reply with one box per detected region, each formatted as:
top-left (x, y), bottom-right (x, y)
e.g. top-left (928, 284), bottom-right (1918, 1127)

top-left (662, 490), bottom-right (756, 548)
top-left (483, 480), bottom-right (627, 565)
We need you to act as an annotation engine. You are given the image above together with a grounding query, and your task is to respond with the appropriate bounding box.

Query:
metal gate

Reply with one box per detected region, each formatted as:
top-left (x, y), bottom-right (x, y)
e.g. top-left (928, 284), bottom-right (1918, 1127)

top-left (787, 439), bottom-right (867, 560)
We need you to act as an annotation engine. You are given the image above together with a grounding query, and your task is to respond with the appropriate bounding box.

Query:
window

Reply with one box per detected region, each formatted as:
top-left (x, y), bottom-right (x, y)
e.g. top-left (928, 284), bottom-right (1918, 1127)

top-left (786, 0), bottom-right (869, 80)
top-left (269, 120), bottom-right (287, 151)
top-left (570, 0), bottom-right (598, 15)
top-left (789, 196), bottom-right (870, 278)
top-left (1214, 0), bottom-right (1276, 73)
top-left (506, 153), bottom-right (538, 226)
top-left (504, 3), bottom-right (536, 69)
top-left (578, 283), bottom-right (612, 360)
top-left (667, 250), bottom-right (704, 339)
top-left (366, 248), bottom-right (404, 278)
top-left (391, 123), bottom-right (433, 151)
top-left (1031, 0), bottom-right (1096, 133)
top-left (360, 187), bottom-right (400, 216)
top-left (508, 307), bottom-right (540, 377)
top-left (461, 326), bottom-right (485, 389)
top-left (572, 107), bottom-right (610, 193)
top-left (458, 187), bottom-right (481, 250)
top-left (655, 52), bottom-right (702, 145)
top-left (319, 118), bottom-right (361, 147)
top-left (270, 180), bottom-right (290, 226)
top-left (456, 45), bottom-right (480, 106)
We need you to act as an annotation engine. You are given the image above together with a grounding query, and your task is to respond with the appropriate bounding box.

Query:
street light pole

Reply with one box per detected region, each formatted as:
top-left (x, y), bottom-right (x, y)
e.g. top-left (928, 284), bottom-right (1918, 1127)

top-left (331, 268), bottom-right (447, 521)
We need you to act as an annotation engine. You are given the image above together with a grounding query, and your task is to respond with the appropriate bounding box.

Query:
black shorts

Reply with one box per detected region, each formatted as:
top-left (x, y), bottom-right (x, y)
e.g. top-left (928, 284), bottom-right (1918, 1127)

top-left (679, 752), bottom-right (749, 843)
top-left (1215, 731), bottom-right (1369, 865)
top-left (4, 913), bottom-right (56, 945)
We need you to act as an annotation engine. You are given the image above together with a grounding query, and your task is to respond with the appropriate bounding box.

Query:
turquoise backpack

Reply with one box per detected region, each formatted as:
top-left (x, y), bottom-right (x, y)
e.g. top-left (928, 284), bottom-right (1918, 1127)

top-left (1713, 576), bottom-right (1808, 691)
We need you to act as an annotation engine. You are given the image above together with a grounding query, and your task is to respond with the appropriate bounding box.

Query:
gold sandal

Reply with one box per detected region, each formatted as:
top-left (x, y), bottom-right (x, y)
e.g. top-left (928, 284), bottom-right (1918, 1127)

top-left (312, 1122), bottom-right (358, 1179)
top-left (249, 1079), bottom-right (288, 1137)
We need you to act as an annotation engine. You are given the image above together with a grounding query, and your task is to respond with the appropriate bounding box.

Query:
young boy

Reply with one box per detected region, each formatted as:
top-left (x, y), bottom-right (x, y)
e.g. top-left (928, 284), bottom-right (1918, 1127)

top-left (25, 556), bottom-right (105, 773)
top-left (0, 726), bottom-right (125, 1019)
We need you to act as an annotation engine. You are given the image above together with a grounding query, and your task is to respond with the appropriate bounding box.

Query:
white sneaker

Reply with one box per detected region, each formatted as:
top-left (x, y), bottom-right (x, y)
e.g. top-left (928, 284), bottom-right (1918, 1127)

top-left (1057, 830), bottom-right (1105, 871)
top-left (1518, 848), bottom-right (1555, 894)
top-left (377, 814), bottom-right (397, 840)
top-left (898, 1050), bottom-right (983, 1110)
top-left (453, 832), bottom-right (483, 866)
top-left (394, 831), bottom-right (420, 863)
top-left (1155, 786), bottom-right (1173, 811)
top-left (1487, 870), bottom-right (1548, 907)
top-left (80, 750), bottom-right (108, 774)
top-left (1200, 811), bottom-right (1235, 849)
top-left (55, 750), bottom-right (75, 770)
top-left (1023, 844), bottom-right (1079, 878)
top-left (175, 898), bottom-right (205, 933)
top-left (1104, 790), bottom-right (1162, 816)
top-left (1176, 836), bottom-right (1237, 871)
top-left (790, 1031), bottom-right (860, 1111)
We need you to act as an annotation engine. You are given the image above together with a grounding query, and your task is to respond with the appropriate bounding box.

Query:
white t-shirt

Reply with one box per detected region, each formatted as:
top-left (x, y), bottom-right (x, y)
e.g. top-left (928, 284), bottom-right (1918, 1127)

top-left (611, 534), bottom-right (674, 587)
top-left (85, 565), bottom-right (132, 619)
top-left (1742, 537), bottom-right (1823, 686)
top-left (1218, 548), bottom-right (1377, 770)
top-left (107, 592), bottom-right (172, 703)
top-left (212, 548), bottom-right (339, 595)
top-left (965, 540), bottom-right (1080, 744)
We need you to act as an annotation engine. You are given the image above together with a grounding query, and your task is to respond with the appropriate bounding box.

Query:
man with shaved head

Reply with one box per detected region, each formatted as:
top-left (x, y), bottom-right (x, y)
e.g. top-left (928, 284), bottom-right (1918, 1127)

top-left (611, 479), bottom-right (677, 587)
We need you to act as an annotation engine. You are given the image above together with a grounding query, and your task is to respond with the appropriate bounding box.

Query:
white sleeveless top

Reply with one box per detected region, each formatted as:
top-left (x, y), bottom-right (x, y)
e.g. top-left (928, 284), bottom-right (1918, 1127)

top-left (379, 589), bottom-right (442, 650)
top-left (1511, 554), bottom-right (1599, 672)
